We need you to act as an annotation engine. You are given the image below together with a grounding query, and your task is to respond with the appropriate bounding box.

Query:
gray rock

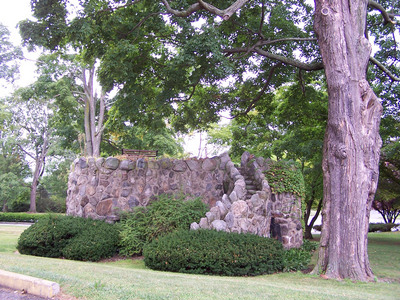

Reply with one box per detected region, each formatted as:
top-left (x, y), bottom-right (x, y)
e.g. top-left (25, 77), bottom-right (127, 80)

top-left (105, 157), bottom-right (120, 170)
top-left (79, 158), bottom-right (88, 169)
top-left (221, 194), bottom-right (232, 209)
top-left (211, 220), bottom-right (227, 231)
top-left (159, 158), bottom-right (172, 169)
top-left (199, 217), bottom-right (209, 229)
top-left (120, 159), bottom-right (135, 170)
top-left (219, 152), bottom-right (231, 170)
top-left (216, 201), bottom-right (228, 218)
top-left (202, 158), bottom-right (217, 171)
top-left (190, 222), bottom-right (200, 230)
top-left (231, 200), bottom-right (248, 218)
top-left (173, 160), bottom-right (188, 172)
top-left (229, 191), bottom-right (238, 202)
top-left (240, 151), bottom-right (251, 168)
top-left (186, 159), bottom-right (201, 171)
top-left (224, 212), bottom-right (234, 229)
top-left (95, 157), bottom-right (105, 168)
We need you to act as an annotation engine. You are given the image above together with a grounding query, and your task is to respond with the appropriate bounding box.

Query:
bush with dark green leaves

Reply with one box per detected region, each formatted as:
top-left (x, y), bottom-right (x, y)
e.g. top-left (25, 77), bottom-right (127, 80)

top-left (118, 194), bottom-right (208, 256)
top-left (17, 215), bottom-right (119, 261)
top-left (143, 229), bottom-right (285, 276)
top-left (368, 223), bottom-right (398, 232)
top-left (0, 212), bottom-right (58, 223)
top-left (282, 239), bottom-right (318, 272)
top-left (314, 223), bottom-right (398, 233)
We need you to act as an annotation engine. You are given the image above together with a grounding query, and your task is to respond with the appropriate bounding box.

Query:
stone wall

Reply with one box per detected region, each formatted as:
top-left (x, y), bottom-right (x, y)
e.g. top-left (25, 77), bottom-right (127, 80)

top-left (66, 155), bottom-right (229, 222)
top-left (190, 152), bottom-right (303, 249)
top-left (66, 152), bottom-right (303, 249)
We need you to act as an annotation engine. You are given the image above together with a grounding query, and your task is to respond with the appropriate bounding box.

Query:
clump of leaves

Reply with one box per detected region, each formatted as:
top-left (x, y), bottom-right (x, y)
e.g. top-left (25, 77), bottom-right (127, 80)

top-left (118, 194), bottom-right (208, 256)
top-left (264, 160), bottom-right (306, 198)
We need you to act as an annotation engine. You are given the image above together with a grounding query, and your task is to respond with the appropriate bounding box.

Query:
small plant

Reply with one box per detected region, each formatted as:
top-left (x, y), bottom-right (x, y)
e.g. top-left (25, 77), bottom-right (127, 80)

top-left (282, 240), bottom-right (318, 272)
top-left (17, 215), bottom-right (119, 261)
top-left (143, 229), bottom-right (285, 276)
top-left (118, 194), bottom-right (207, 256)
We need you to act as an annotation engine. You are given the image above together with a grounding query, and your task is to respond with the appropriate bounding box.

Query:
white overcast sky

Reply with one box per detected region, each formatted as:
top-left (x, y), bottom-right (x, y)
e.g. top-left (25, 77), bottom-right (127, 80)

top-left (1, 0), bottom-right (39, 95)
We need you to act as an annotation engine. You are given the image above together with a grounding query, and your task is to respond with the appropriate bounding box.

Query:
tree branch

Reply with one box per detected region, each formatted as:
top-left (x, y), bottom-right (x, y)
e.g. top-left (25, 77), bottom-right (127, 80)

top-left (161, 0), bottom-right (249, 20)
top-left (368, 0), bottom-right (397, 25)
top-left (160, 0), bottom-right (202, 17)
top-left (369, 56), bottom-right (400, 81)
top-left (234, 62), bottom-right (282, 117)
top-left (258, 37), bottom-right (318, 46)
top-left (224, 46), bottom-right (323, 71)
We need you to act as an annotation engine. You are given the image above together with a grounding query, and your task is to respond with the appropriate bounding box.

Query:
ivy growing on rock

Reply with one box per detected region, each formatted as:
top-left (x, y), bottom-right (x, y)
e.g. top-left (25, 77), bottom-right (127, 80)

top-left (264, 160), bottom-right (306, 199)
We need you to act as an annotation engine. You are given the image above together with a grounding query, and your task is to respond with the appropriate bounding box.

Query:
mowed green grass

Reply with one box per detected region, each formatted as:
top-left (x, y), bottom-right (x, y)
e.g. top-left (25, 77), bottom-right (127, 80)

top-left (0, 224), bottom-right (399, 300)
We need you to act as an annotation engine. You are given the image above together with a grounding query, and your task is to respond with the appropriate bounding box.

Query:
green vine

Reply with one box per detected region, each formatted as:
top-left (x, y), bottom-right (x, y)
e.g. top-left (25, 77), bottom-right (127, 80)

top-left (264, 160), bottom-right (306, 199)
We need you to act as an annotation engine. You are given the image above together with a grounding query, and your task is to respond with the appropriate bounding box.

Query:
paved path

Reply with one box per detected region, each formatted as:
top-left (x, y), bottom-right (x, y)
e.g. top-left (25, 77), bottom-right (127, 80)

top-left (0, 286), bottom-right (48, 300)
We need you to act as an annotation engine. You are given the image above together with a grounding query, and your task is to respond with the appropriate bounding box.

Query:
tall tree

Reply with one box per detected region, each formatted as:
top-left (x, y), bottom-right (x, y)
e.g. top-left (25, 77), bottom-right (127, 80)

top-left (19, 0), bottom-right (399, 281)
top-left (9, 89), bottom-right (57, 213)
top-left (0, 23), bottom-right (22, 83)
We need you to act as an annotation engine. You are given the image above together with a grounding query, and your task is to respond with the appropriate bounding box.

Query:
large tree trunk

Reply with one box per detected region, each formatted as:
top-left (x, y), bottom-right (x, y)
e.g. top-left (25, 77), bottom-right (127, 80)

top-left (82, 66), bottom-right (105, 158)
top-left (312, 0), bottom-right (382, 281)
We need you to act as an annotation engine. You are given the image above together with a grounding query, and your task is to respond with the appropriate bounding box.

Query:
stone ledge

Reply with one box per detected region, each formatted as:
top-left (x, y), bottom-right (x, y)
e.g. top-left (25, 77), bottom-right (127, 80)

top-left (0, 269), bottom-right (60, 298)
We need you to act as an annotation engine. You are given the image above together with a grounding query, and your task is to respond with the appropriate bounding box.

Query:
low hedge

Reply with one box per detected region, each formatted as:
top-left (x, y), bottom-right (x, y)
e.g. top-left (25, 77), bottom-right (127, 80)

top-left (143, 229), bottom-right (285, 276)
top-left (17, 215), bottom-right (119, 261)
top-left (368, 223), bottom-right (398, 232)
top-left (0, 212), bottom-right (59, 223)
top-left (313, 223), bottom-right (398, 233)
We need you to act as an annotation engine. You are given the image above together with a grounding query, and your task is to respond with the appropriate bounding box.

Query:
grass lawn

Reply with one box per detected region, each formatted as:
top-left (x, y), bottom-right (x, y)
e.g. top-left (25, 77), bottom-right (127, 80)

top-left (0, 224), bottom-right (399, 300)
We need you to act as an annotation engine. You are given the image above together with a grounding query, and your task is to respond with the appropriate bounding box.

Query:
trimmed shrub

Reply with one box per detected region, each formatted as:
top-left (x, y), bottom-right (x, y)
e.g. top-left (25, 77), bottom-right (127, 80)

top-left (0, 212), bottom-right (58, 223)
top-left (143, 229), bottom-right (285, 276)
top-left (63, 223), bottom-right (120, 261)
top-left (119, 194), bottom-right (208, 256)
top-left (282, 240), bottom-right (318, 272)
top-left (369, 223), bottom-right (398, 232)
top-left (17, 215), bottom-right (119, 261)
top-left (314, 223), bottom-right (398, 233)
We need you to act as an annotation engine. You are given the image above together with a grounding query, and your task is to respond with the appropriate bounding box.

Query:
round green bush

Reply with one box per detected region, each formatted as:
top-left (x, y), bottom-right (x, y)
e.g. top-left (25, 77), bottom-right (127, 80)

top-left (17, 215), bottom-right (85, 257)
top-left (143, 229), bottom-right (285, 276)
top-left (119, 194), bottom-right (208, 256)
top-left (17, 215), bottom-right (119, 261)
top-left (63, 223), bottom-right (120, 261)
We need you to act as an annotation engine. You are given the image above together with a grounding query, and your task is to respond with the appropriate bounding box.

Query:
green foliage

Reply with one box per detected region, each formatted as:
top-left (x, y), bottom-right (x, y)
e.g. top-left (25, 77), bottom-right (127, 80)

top-left (62, 223), bottom-right (120, 261)
top-left (282, 240), bottom-right (318, 272)
top-left (143, 229), bottom-right (285, 276)
top-left (118, 194), bottom-right (207, 256)
top-left (264, 160), bottom-right (306, 198)
top-left (17, 215), bottom-right (119, 261)
top-left (0, 23), bottom-right (22, 83)
top-left (0, 212), bottom-right (57, 223)
top-left (8, 190), bottom-right (30, 212)
top-left (368, 223), bottom-right (398, 232)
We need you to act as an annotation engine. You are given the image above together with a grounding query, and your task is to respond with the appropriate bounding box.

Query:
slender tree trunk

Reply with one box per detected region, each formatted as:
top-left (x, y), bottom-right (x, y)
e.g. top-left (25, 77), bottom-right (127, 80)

top-left (304, 196), bottom-right (322, 240)
top-left (312, 0), bottom-right (382, 281)
top-left (84, 98), bottom-right (93, 157)
top-left (29, 130), bottom-right (50, 213)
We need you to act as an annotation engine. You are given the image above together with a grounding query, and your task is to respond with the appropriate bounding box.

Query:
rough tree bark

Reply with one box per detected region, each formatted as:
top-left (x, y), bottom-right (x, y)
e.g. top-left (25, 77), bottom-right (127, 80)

top-left (312, 0), bottom-right (382, 281)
